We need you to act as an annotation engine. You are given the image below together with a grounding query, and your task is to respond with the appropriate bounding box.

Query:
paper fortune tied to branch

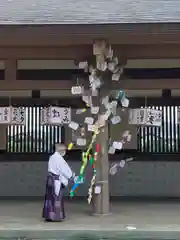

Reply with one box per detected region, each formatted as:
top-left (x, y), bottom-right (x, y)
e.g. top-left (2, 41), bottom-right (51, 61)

top-left (76, 138), bottom-right (87, 146)
top-left (76, 109), bottom-right (86, 114)
top-left (121, 97), bottom-right (129, 108)
top-left (102, 96), bottom-right (109, 105)
top-left (123, 130), bottom-right (130, 138)
top-left (91, 106), bottom-right (99, 115)
top-left (88, 124), bottom-right (98, 132)
top-left (111, 116), bottom-right (121, 124)
top-left (112, 72), bottom-right (121, 81)
top-left (68, 121), bottom-right (79, 131)
top-left (108, 146), bottom-right (116, 154)
top-left (127, 134), bottom-right (132, 142)
top-left (104, 110), bottom-right (111, 120)
top-left (113, 141), bottom-right (123, 150)
top-left (82, 95), bottom-right (92, 106)
top-left (94, 186), bottom-right (101, 194)
top-left (119, 160), bottom-right (126, 168)
top-left (71, 86), bottom-right (84, 95)
top-left (79, 61), bottom-right (88, 69)
top-left (84, 117), bottom-right (94, 125)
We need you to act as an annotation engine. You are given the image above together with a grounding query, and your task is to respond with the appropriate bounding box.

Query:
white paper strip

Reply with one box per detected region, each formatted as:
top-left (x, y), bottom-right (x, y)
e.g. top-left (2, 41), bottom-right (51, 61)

top-left (94, 186), bottom-right (101, 194)
top-left (40, 107), bottom-right (50, 124)
top-left (129, 108), bottom-right (162, 126)
top-left (0, 107), bottom-right (26, 125)
top-left (108, 146), bottom-right (116, 154)
top-left (121, 97), bottom-right (129, 108)
top-left (112, 72), bottom-right (121, 81)
top-left (88, 124), bottom-right (98, 132)
top-left (113, 141), bottom-right (123, 150)
top-left (104, 110), bottom-right (111, 120)
top-left (92, 78), bottom-right (101, 89)
top-left (76, 109), bottom-right (86, 114)
top-left (95, 115), bottom-right (106, 128)
top-left (82, 95), bottom-right (92, 106)
top-left (127, 134), bottom-right (132, 142)
top-left (79, 61), bottom-right (88, 69)
top-left (126, 157), bottom-right (134, 162)
top-left (105, 46), bottom-right (113, 59)
top-left (97, 61), bottom-right (107, 71)
top-left (91, 106), bottom-right (99, 115)
top-left (84, 117), bottom-right (94, 125)
top-left (119, 160), bottom-right (126, 168)
top-left (109, 164), bottom-right (118, 175)
top-left (113, 57), bottom-right (119, 65)
top-left (68, 121), bottom-right (79, 130)
top-left (0, 107), bottom-right (11, 124)
top-left (108, 62), bottom-right (116, 72)
top-left (123, 130), bottom-right (130, 138)
top-left (111, 101), bottom-right (118, 115)
top-left (51, 107), bottom-right (71, 124)
top-left (92, 89), bottom-right (98, 96)
top-left (93, 41), bottom-right (106, 55)
top-left (11, 107), bottom-right (26, 125)
top-left (111, 116), bottom-right (121, 124)
top-left (104, 102), bottom-right (111, 110)
top-left (89, 75), bottom-right (94, 85)
top-left (102, 96), bottom-right (109, 105)
top-left (40, 107), bottom-right (71, 125)
top-left (128, 108), bottom-right (145, 125)
top-left (111, 101), bottom-right (118, 108)
top-left (146, 109), bottom-right (162, 127)
top-left (71, 86), bottom-right (84, 95)
top-left (76, 138), bottom-right (87, 146)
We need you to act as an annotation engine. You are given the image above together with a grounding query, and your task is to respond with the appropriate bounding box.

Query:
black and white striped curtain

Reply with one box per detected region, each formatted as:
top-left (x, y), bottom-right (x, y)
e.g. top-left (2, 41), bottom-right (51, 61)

top-left (138, 106), bottom-right (179, 153)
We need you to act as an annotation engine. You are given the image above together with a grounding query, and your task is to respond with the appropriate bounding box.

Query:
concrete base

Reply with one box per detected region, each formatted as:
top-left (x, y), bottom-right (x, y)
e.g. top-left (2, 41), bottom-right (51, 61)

top-left (0, 200), bottom-right (180, 239)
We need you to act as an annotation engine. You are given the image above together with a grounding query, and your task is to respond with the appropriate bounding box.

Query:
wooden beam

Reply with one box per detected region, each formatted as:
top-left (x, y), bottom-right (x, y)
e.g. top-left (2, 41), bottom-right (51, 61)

top-left (0, 46), bottom-right (92, 60)
top-left (0, 79), bottom-right (179, 90)
top-left (0, 80), bottom-right (72, 90)
top-left (0, 96), bottom-right (179, 107)
top-left (0, 44), bottom-right (180, 60)
top-left (114, 79), bottom-right (180, 90)
top-left (118, 44), bottom-right (180, 59)
top-left (1, 24), bottom-right (180, 46)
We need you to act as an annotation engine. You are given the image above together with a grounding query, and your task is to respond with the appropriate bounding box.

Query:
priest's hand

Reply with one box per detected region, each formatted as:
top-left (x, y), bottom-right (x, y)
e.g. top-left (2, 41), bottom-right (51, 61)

top-left (74, 175), bottom-right (84, 184)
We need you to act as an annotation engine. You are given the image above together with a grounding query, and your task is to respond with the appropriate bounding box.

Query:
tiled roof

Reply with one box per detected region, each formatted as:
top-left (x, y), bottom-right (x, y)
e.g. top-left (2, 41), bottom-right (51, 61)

top-left (1, 0), bottom-right (180, 24)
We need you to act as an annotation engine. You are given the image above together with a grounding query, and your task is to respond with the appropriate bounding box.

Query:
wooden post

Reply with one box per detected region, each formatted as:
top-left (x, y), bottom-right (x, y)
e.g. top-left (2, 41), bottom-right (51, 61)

top-left (92, 123), bottom-right (110, 215)
top-left (92, 88), bottom-right (110, 215)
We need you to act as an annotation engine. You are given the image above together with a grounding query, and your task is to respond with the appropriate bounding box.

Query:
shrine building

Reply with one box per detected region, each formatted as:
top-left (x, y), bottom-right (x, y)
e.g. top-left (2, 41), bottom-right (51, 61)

top-left (0, 0), bottom-right (180, 199)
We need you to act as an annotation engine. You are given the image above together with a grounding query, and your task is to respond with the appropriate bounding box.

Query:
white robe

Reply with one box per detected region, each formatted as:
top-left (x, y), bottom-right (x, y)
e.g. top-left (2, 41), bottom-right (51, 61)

top-left (48, 152), bottom-right (73, 196)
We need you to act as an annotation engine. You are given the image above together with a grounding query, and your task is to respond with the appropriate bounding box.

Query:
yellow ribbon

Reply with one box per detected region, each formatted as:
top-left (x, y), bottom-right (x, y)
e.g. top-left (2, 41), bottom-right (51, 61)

top-left (70, 129), bottom-right (100, 196)
top-left (79, 130), bottom-right (99, 175)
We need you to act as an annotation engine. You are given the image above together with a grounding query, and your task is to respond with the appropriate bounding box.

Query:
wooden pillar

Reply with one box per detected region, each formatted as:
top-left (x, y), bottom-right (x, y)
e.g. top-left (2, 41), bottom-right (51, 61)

top-left (92, 88), bottom-right (110, 215)
top-left (92, 123), bottom-right (110, 215)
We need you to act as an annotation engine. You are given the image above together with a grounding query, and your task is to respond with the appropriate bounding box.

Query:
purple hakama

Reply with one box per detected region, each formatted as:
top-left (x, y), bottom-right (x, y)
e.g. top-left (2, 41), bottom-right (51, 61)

top-left (42, 173), bottom-right (65, 221)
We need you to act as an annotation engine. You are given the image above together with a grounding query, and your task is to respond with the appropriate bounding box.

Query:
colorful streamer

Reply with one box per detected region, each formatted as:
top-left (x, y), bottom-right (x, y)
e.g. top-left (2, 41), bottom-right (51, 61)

top-left (87, 144), bottom-right (100, 204)
top-left (70, 130), bottom-right (99, 197)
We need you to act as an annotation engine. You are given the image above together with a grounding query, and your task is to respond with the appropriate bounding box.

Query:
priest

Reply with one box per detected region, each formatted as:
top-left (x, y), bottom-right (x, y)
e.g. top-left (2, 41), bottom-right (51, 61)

top-left (42, 143), bottom-right (74, 221)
